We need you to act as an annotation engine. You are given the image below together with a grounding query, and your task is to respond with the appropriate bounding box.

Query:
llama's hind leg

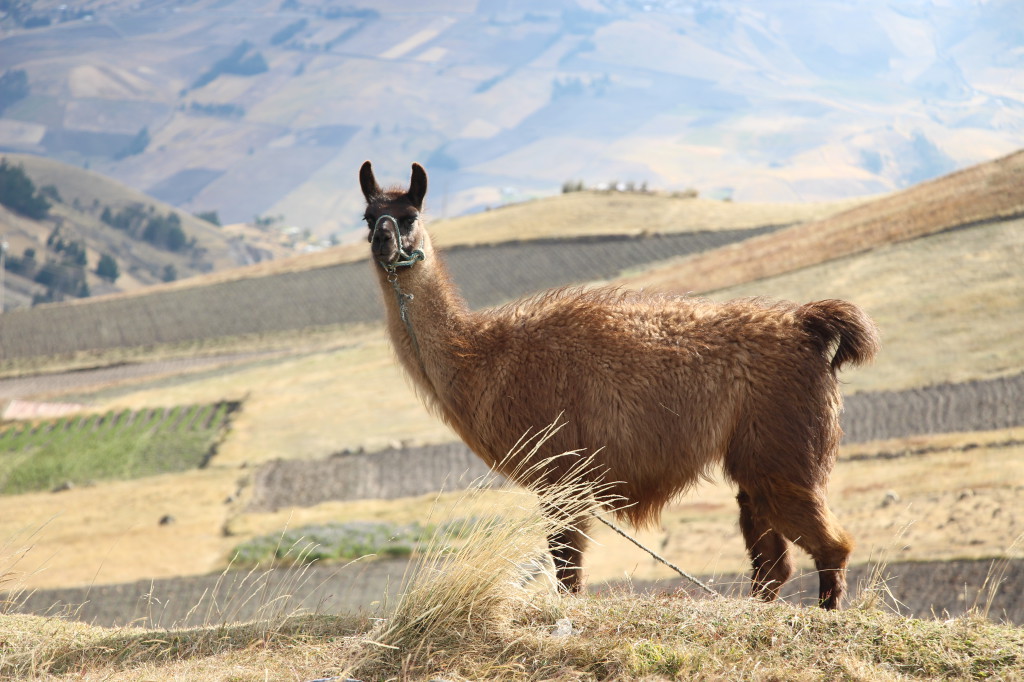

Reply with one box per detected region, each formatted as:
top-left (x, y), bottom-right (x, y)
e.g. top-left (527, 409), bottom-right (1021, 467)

top-left (737, 489), bottom-right (795, 601)
top-left (764, 487), bottom-right (853, 610)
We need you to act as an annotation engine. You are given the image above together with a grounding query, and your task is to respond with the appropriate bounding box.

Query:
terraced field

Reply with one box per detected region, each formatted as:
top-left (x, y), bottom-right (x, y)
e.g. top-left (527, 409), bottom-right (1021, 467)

top-left (0, 401), bottom-right (239, 494)
top-left (0, 226), bottom-right (775, 362)
top-left (2, 154), bottom-right (1022, 637)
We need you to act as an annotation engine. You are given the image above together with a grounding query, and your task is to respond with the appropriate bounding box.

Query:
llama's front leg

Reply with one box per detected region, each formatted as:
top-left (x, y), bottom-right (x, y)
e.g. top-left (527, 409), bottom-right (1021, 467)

top-left (546, 519), bottom-right (591, 593)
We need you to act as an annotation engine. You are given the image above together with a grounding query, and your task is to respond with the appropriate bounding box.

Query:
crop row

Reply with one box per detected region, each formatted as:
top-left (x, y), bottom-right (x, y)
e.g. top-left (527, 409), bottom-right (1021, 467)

top-left (0, 227), bottom-right (774, 361)
top-left (0, 400), bottom-right (240, 494)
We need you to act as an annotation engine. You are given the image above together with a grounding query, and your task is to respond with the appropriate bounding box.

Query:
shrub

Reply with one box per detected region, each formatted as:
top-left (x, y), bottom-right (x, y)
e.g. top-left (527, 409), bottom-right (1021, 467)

top-left (96, 253), bottom-right (120, 282)
top-left (195, 210), bottom-right (221, 226)
top-left (0, 159), bottom-right (50, 219)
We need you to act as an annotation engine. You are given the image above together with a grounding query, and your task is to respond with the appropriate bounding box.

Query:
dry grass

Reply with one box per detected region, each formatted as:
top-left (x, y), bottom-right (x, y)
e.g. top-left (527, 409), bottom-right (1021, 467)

top-left (698, 214), bottom-right (1024, 393)
top-left (4, 593), bottom-right (1023, 680)
top-left (626, 149), bottom-right (1024, 295)
top-left (0, 468), bottom-right (242, 589)
top-left (427, 190), bottom-right (862, 246)
top-left (2, 457), bottom-right (1021, 681)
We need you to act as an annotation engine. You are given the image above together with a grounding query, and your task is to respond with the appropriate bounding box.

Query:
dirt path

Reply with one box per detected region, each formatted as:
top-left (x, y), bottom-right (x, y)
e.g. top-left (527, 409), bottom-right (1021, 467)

top-left (0, 350), bottom-right (284, 400)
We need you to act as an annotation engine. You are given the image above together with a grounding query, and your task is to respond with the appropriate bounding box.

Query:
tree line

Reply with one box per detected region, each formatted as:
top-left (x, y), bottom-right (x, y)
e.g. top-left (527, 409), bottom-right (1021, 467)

top-left (100, 203), bottom-right (195, 254)
top-left (0, 159), bottom-right (195, 306)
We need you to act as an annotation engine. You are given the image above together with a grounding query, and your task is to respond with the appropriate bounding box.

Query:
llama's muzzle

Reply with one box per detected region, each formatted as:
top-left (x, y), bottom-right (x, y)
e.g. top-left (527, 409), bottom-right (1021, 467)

top-left (371, 214), bottom-right (400, 265)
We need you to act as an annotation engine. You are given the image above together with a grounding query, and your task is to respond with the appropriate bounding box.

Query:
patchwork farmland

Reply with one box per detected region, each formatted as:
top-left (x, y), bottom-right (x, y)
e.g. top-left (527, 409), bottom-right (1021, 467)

top-left (0, 154), bottom-right (1022, 676)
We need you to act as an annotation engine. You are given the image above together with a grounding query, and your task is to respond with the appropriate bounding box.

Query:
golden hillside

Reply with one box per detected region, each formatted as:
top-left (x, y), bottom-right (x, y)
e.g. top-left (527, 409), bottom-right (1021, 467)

top-left (625, 150), bottom-right (1024, 294)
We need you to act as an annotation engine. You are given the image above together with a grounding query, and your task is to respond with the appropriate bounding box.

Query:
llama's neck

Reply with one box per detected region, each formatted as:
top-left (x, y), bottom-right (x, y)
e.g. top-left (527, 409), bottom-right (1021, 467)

top-left (375, 250), bottom-right (473, 413)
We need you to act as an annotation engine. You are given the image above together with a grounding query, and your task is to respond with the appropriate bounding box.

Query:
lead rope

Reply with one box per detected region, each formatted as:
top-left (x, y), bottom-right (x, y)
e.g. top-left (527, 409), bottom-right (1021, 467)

top-left (374, 214), bottom-right (426, 355)
top-left (591, 513), bottom-right (721, 597)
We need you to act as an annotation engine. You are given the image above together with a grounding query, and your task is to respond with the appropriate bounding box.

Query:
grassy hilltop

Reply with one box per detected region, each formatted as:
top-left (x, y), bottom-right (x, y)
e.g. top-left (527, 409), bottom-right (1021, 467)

top-left (1, 152), bottom-right (1023, 679)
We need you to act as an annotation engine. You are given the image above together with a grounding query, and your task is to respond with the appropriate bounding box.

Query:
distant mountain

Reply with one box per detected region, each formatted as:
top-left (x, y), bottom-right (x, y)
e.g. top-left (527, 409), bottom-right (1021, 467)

top-left (1, 0), bottom-right (1022, 239)
top-left (0, 153), bottom-right (294, 310)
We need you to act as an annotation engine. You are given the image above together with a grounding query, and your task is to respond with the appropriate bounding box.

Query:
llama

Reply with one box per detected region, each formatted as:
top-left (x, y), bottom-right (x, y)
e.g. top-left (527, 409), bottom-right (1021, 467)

top-left (359, 161), bottom-right (880, 609)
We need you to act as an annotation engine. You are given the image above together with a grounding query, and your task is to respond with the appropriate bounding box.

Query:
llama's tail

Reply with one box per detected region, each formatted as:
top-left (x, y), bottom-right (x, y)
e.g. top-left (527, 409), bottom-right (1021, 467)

top-left (797, 300), bottom-right (881, 373)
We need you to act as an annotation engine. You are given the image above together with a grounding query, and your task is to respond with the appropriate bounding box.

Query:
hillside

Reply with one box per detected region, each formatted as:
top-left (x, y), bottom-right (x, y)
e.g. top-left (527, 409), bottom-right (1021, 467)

top-left (0, 189), bottom-right (858, 365)
top-left (2, 0), bottom-right (1022, 236)
top-left (1, 151), bottom-right (1016, 369)
top-left (625, 149), bottom-right (1024, 294)
top-left (0, 153), bottom-right (296, 310)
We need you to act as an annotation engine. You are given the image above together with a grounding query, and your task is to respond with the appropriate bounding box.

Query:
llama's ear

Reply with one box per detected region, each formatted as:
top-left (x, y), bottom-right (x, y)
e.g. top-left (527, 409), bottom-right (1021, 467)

top-left (359, 161), bottom-right (380, 202)
top-left (408, 163), bottom-right (428, 210)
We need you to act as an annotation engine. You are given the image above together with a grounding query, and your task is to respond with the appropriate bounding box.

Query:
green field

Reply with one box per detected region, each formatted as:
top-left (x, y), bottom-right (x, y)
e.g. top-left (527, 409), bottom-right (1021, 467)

top-left (0, 402), bottom-right (238, 495)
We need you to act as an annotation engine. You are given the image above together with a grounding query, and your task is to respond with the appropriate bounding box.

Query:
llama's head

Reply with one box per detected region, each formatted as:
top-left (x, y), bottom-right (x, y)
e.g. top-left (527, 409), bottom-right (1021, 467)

top-left (359, 161), bottom-right (429, 268)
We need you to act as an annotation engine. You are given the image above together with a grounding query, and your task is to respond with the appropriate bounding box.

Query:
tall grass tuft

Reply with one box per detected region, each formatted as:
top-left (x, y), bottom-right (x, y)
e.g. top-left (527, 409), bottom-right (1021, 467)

top-left (358, 421), bottom-right (620, 674)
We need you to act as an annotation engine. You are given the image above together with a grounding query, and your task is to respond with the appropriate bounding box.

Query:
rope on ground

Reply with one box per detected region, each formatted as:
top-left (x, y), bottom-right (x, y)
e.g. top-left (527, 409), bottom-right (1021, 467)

top-left (591, 512), bottom-right (721, 598)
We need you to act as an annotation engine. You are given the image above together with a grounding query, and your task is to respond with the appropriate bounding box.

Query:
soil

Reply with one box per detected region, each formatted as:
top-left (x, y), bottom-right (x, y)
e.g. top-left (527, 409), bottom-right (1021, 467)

top-left (843, 372), bottom-right (1024, 443)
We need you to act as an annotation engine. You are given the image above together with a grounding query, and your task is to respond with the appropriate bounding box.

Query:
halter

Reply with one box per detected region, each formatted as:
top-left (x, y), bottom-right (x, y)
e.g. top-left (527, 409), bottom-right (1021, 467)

top-left (372, 214), bottom-right (426, 363)
top-left (373, 214), bottom-right (425, 274)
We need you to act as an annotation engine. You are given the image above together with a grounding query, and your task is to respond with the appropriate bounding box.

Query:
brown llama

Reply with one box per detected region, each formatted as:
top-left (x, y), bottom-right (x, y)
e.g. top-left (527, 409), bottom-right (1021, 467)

top-left (359, 161), bottom-right (880, 609)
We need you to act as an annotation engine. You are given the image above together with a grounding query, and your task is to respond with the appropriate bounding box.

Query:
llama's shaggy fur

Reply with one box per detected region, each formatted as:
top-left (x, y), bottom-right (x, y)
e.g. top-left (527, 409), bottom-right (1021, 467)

top-left (360, 161), bottom-right (880, 609)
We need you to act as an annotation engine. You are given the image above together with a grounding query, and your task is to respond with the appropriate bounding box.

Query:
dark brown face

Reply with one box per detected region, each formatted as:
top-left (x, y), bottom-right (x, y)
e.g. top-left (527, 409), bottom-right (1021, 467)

top-left (359, 161), bottom-right (428, 267)
top-left (363, 200), bottom-right (422, 266)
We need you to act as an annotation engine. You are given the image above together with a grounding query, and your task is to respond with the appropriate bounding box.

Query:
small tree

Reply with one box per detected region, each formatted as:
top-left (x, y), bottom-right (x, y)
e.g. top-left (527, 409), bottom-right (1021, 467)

top-left (39, 184), bottom-right (61, 202)
top-left (96, 253), bottom-right (120, 282)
